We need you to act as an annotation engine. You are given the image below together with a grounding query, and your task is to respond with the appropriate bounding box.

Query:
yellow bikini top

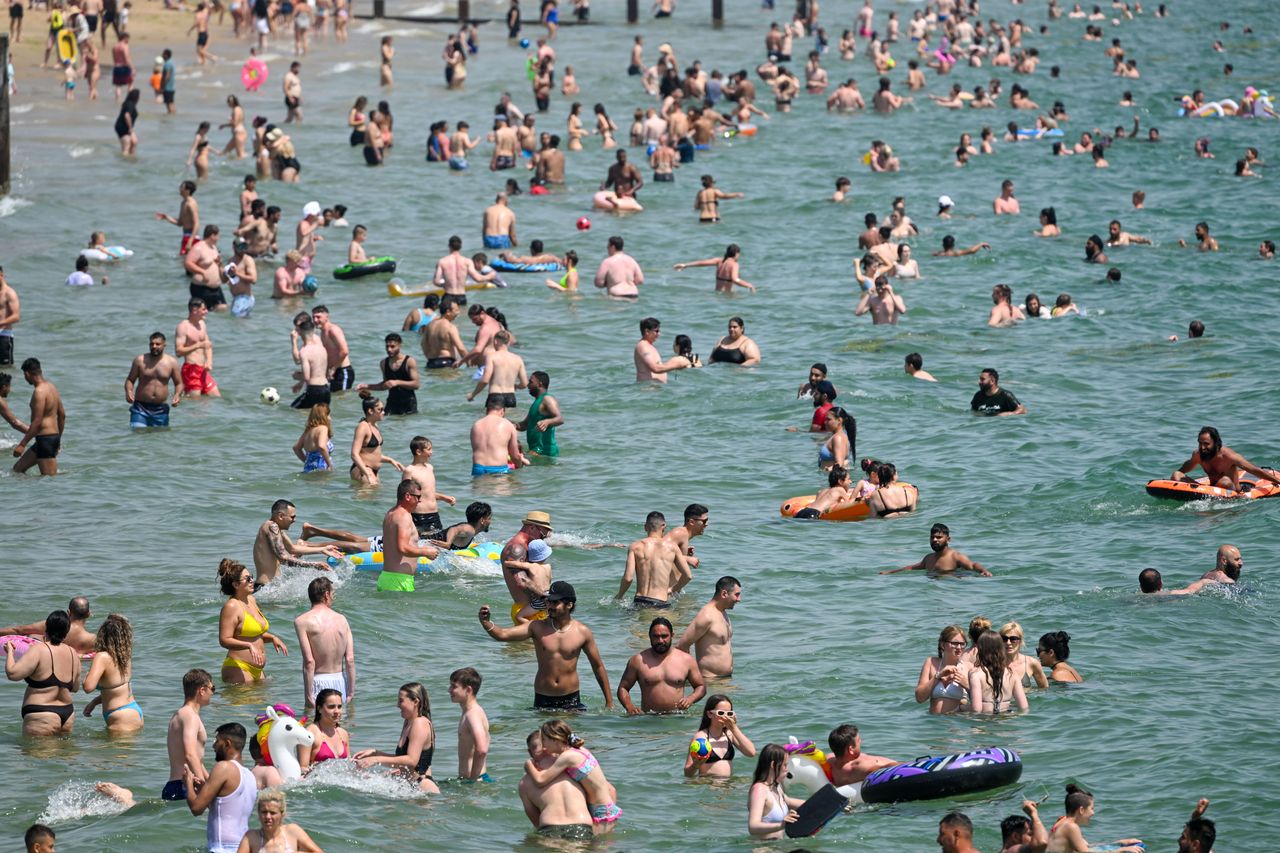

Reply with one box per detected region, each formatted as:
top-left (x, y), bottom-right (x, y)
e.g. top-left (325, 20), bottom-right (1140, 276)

top-left (240, 602), bottom-right (268, 639)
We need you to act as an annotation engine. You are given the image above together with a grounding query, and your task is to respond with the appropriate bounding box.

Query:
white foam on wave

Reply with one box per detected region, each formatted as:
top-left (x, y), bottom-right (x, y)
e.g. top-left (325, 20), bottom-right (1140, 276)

top-left (69, 146), bottom-right (95, 159)
top-left (37, 781), bottom-right (131, 826)
top-left (255, 560), bottom-right (355, 605)
top-left (198, 79), bottom-right (227, 88)
top-left (295, 758), bottom-right (431, 799)
top-left (0, 197), bottom-right (33, 218)
top-left (11, 103), bottom-right (34, 114)
top-left (431, 551), bottom-right (502, 577)
top-left (319, 61), bottom-right (369, 75)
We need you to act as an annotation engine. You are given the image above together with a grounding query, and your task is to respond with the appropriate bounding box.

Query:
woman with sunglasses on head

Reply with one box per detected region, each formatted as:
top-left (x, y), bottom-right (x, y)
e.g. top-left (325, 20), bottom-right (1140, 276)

top-left (685, 694), bottom-right (757, 778)
top-left (1000, 621), bottom-right (1048, 688)
top-left (217, 559), bottom-right (287, 684)
top-left (915, 625), bottom-right (968, 714)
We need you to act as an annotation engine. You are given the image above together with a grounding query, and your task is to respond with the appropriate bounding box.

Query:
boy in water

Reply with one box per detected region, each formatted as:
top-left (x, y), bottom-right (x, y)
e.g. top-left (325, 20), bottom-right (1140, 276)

top-left (513, 540), bottom-right (553, 623)
top-left (433, 500), bottom-right (493, 550)
top-left (401, 436), bottom-right (456, 539)
top-left (793, 466), bottom-right (856, 519)
top-left (449, 667), bottom-right (491, 781)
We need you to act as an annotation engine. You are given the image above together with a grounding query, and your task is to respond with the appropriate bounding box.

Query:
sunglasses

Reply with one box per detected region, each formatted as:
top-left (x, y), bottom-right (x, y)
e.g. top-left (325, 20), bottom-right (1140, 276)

top-left (712, 709), bottom-right (736, 717)
top-left (944, 640), bottom-right (965, 648)
top-left (1002, 635), bottom-right (1022, 643)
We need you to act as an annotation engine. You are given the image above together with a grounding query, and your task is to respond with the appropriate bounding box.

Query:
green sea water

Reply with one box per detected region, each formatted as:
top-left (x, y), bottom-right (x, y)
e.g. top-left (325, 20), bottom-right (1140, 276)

top-left (2, 1), bottom-right (1279, 850)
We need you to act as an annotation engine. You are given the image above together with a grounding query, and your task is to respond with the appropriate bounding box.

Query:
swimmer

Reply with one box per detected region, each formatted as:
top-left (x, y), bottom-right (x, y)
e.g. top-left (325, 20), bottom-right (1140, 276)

top-left (1050, 293), bottom-right (1079, 317)
top-left (1046, 785), bottom-right (1143, 852)
top-left (482, 194), bottom-right (518, 249)
top-left (125, 332), bottom-right (182, 429)
top-left (448, 667), bottom-right (490, 780)
top-left (523, 720), bottom-right (620, 829)
top-left (1177, 221), bottom-right (1219, 251)
top-left (1034, 207), bottom-right (1060, 237)
top-left (747, 745), bottom-right (803, 839)
top-left (11, 357), bottom-right (66, 476)
top-left (616, 617), bottom-right (705, 714)
top-left (883, 523), bottom-right (992, 576)
top-left (469, 396), bottom-right (528, 476)
top-left (855, 278), bottom-right (907, 324)
top-left (826, 724), bottom-right (898, 786)
top-left (1171, 425), bottom-right (1280, 491)
top-left (988, 285), bottom-right (1025, 327)
top-left (970, 367), bottom-right (1026, 416)
top-left (792, 466), bottom-right (856, 519)
top-left (685, 694), bottom-right (756, 778)
top-left (993, 179), bottom-right (1020, 214)
top-left (617, 511), bottom-right (692, 609)
top-left (1106, 219), bottom-right (1151, 246)
top-left (545, 250), bottom-right (579, 291)
top-left (998, 800), bottom-right (1050, 853)
top-left (904, 352), bottom-right (936, 382)
top-left (400, 437), bottom-right (456, 538)
top-left (934, 236), bottom-right (991, 256)
top-left (673, 244), bottom-right (755, 293)
top-left (351, 392), bottom-right (403, 485)
top-left (431, 500), bottom-right (493, 551)
top-left (252, 499), bottom-right (342, 586)
top-left (1084, 234), bottom-right (1109, 264)
top-left (82, 613), bottom-right (143, 732)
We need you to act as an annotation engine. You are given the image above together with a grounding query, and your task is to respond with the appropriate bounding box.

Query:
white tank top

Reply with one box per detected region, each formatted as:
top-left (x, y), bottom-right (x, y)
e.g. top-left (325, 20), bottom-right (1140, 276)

top-left (207, 760), bottom-right (256, 853)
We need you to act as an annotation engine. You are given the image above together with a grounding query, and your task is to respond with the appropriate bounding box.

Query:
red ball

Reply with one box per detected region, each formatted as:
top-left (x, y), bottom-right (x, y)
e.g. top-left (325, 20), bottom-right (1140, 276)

top-left (576, 217), bottom-right (591, 231)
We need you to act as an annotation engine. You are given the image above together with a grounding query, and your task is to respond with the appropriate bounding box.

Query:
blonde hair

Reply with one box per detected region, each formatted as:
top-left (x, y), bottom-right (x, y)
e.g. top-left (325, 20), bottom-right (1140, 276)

top-left (305, 402), bottom-right (331, 431)
top-left (540, 719), bottom-right (584, 749)
top-left (256, 789), bottom-right (286, 813)
top-left (999, 621), bottom-right (1025, 643)
top-left (968, 616), bottom-right (992, 645)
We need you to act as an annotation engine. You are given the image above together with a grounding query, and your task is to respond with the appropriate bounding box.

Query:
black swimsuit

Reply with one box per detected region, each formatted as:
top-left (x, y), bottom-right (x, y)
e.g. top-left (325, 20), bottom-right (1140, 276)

top-left (395, 731), bottom-right (435, 779)
top-left (382, 356), bottom-right (418, 415)
top-left (710, 345), bottom-right (747, 364)
top-left (702, 737), bottom-right (736, 765)
top-left (22, 644), bottom-right (75, 725)
top-left (351, 425), bottom-right (382, 476)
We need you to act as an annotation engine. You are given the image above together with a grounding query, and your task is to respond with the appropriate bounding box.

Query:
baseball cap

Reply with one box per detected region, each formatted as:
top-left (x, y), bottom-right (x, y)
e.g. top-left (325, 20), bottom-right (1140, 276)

top-left (814, 380), bottom-right (837, 400)
top-left (544, 580), bottom-right (576, 602)
top-left (302, 201), bottom-right (322, 218)
top-left (938, 194), bottom-right (954, 208)
top-left (527, 540), bottom-right (552, 563)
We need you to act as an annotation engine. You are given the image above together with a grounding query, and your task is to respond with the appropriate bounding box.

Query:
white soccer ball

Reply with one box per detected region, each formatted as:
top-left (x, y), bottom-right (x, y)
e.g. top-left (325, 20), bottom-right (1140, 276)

top-left (260, 387), bottom-right (280, 404)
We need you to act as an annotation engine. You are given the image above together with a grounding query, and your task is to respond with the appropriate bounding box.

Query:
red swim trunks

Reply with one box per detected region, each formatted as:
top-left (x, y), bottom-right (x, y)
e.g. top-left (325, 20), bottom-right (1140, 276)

top-left (180, 232), bottom-right (196, 255)
top-left (181, 362), bottom-right (218, 394)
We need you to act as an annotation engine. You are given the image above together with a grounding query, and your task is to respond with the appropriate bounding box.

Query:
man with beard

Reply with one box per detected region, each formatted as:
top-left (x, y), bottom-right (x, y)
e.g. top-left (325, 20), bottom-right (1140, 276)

top-left (881, 523), bottom-right (993, 576)
top-left (1171, 425), bottom-right (1280, 491)
top-left (970, 367), bottom-right (1026, 416)
top-left (615, 617), bottom-right (705, 715)
top-left (124, 332), bottom-right (182, 428)
top-left (1176, 798), bottom-right (1215, 853)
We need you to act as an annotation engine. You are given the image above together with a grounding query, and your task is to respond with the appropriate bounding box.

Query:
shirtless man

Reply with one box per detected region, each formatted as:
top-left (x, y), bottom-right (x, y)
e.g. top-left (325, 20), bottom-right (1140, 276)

top-left (1106, 219), bottom-right (1152, 246)
top-left (12, 358), bottom-right (65, 476)
top-left (482, 194), bottom-right (518, 250)
top-left (617, 511), bottom-right (693, 608)
top-left (296, 201), bottom-right (324, 265)
top-left (519, 731), bottom-right (594, 840)
top-left (125, 332), bottom-right (182, 429)
top-left (0, 269), bottom-right (20, 367)
top-left (184, 225), bottom-right (228, 312)
top-left (272, 250), bottom-right (308, 299)
top-left (601, 150), bottom-right (644, 201)
top-left (534, 134), bottom-right (566, 184)
top-left (467, 330), bottom-right (527, 405)
top-left (289, 319), bottom-right (330, 409)
top-left (478, 581), bottom-right (614, 711)
top-left (904, 352), bottom-right (937, 382)
top-left (987, 284), bottom-right (1026, 327)
top-left (1178, 221), bottom-right (1220, 252)
top-left (665, 503), bottom-right (707, 569)
top-left (235, 202), bottom-right (273, 257)
top-left (283, 62), bottom-right (303, 123)
top-left (312, 305), bottom-right (353, 392)
top-left (470, 398), bottom-right (528, 476)
top-left (294, 576), bottom-right (355, 715)
top-left (633, 317), bottom-right (691, 383)
top-left (872, 76), bottom-right (906, 113)
top-left (378, 479), bottom-right (442, 593)
top-left (460, 305), bottom-right (503, 367)
top-left (993, 179), bottom-right (1021, 214)
top-left (449, 667), bottom-right (490, 781)
top-left (826, 724), bottom-right (898, 787)
top-left (155, 180), bottom-right (200, 256)
top-left (855, 278), bottom-right (908, 324)
top-left (163, 668), bottom-right (214, 801)
top-left (595, 236), bottom-right (644, 298)
top-left (490, 116), bottom-right (520, 171)
top-left (252, 499), bottom-right (341, 586)
top-left (881, 523), bottom-right (993, 576)
top-left (1171, 426), bottom-right (1280, 491)
top-left (1201, 544), bottom-right (1243, 584)
top-left (616, 617), bottom-right (705, 714)
top-left (0, 597), bottom-right (96, 655)
top-left (422, 297), bottom-right (468, 369)
top-left (498, 510), bottom-right (554, 622)
top-left (227, 239), bottom-right (257, 318)
top-left (175, 299), bottom-right (220, 398)
top-left (827, 79), bottom-right (866, 112)
top-left (676, 575), bottom-right (740, 678)
top-left (433, 236), bottom-right (493, 303)
top-left (650, 135), bottom-right (678, 182)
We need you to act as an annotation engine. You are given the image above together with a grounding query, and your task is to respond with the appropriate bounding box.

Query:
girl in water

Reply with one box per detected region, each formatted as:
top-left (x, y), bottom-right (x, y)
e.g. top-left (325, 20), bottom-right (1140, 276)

top-left (746, 744), bottom-right (802, 838)
top-left (567, 102), bottom-right (586, 151)
top-left (1046, 785), bottom-right (1143, 852)
top-left (379, 35), bottom-right (394, 87)
top-left (967, 630), bottom-right (1028, 713)
top-left (894, 243), bottom-right (920, 278)
top-left (593, 103), bottom-right (617, 149)
top-left (1037, 631), bottom-right (1083, 682)
top-left (672, 244), bottom-right (757, 293)
top-left (685, 695), bottom-right (756, 778)
top-left (347, 95), bottom-right (368, 146)
top-left (545, 250), bottom-right (579, 291)
top-left (354, 682), bottom-right (439, 792)
top-left (1024, 293), bottom-right (1051, 318)
top-left (1035, 206), bottom-right (1060, 237)
top-left (83, 614), bottom-right (144, 732)
top-left (238, 790), bottom-right (323, 852)
top-left (819, 406), bottom-right (855, 470)
top-left (864, 462), bottom-right (916, 518)
top-left (217, 558), bottom-right (287, 684)
top-left (219, 95), bottom-right (247, 158)
top-left (293, 402), bottom-right (333, 473)
top-left (301, 688), bottom-right (349, 772)
top-left (914, 625), bottom-right (968, 714)
top-left (350, 391), bottom-right (402, 485)
top-left (672, 334), bottom-right (701, 368)
top-left (523, 720), bottom-right (621, 827)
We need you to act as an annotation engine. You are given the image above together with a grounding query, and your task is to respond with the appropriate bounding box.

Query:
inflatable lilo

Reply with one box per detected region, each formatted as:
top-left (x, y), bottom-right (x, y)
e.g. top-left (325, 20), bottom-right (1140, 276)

top-left (82, 232), bottom-right (134, 262)
top-left (1145, 474), bottom-right (1280, 503)
top-left (1178, 96), bottom-right (1238, 117)
top-left (490, 258), bottom-right (565, 274)
top-left (336, 541), bottom-right (503, 573)
top-left (782, 738), bottom-right (1022, 804)
top-left (254, 704), bottom-right (314, 782)
top-left (592, 190), bottom-right (643, 212)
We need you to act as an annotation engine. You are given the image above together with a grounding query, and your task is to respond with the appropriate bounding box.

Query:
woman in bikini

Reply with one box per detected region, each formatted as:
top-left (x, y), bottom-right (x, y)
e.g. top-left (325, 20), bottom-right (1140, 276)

top-left (967, 630), bottom-right (1028, 714)
top-left (83, 613), bottom-right (144, 732)
top-left (593, 103), bottom-right (617, 149)
top-left (709, 317), bottom-right (761, 366)
top-left (672, 243), bottom-right (756, 293)
top-left (354, 682), bottom-right (439, 792)
top-left (818, 406), bottom-right (855, 470)
top-left (219, 95), bottom-right (247, 158)
top-left (1000, 621), bottom-right (1050, 689)
top-left (864, 462), bottom-right (917, 517)
top-left (566, 102), bottom-right (586, 152)
top-left (523, 720), bottom-right (620, 829)
top-left (293, 402), bottom-right (333, 473)
top-left (4, 610), bottom-right (81, 736)
top-left (217, 558), bottom-right (287, 684)
top-left (747, 743), bottom-right (802, 838)
top-left (685, 694), bottom-right (757, 778)
top-left (914, 624), bottom-right (968, 714)
top-left (300, 688), bottom-right (349, 772)
top-left (238, 789), bottom-right (324, 852)
top-left (350, 391), bottom-right (402, 485)
top-left (694, 175), bottom-right (746, 224)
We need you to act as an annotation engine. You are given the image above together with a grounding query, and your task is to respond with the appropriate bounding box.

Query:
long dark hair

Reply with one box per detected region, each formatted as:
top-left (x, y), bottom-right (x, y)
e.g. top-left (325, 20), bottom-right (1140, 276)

top-left (697, 694), bottom-right (732, 733)
top-left (975, 630), bottom-right (1008, 710)
top-left (751, 743), bottom-right (787, 786)
top-left (827, 406), bottom-right (857, 460)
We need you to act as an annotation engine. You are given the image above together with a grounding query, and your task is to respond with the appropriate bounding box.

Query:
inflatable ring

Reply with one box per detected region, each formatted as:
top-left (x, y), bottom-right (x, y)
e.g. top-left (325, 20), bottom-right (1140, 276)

top-left (333, 257), bottom-right (397, 280)
top-left (783, 737), bottom-right (1022, 804)
top-left (81, 246), bottom-right (134, 262)
top-left (339, 541), bottom-right (504, 573)
top-left (490, 258), bottom-right (566, 274)
top-left (1145, 474), bottom-right (1279, 502)
top-left (386, 279), bottom-right (497, 298)
top-left (591, 191), bottom-right (644, 213)
top-left (242, 58), bottom-right (269, 93)
top-left (780, 484), bottom-right (918, 522)
top-left (736, 124), bottom-right (758, 137)
top-left (1016, 127), bottom-right (1064, 138)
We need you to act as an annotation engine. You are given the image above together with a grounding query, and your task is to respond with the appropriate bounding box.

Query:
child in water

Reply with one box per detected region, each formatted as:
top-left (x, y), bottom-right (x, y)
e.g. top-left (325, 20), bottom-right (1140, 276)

top-left (523, 721), bottom-right (621, 828)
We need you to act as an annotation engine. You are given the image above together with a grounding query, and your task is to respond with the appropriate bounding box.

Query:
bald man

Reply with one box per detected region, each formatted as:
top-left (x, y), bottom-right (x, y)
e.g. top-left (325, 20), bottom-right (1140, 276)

top-left (0, 597), bottom-right (97, 654)
top-left (1200, 544), bottom-right (1242, 584)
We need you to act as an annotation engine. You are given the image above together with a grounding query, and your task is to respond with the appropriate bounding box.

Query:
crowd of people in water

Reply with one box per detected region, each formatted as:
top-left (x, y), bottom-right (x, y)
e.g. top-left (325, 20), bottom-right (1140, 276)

top-left (4, 0), bottom-right (1269, 849)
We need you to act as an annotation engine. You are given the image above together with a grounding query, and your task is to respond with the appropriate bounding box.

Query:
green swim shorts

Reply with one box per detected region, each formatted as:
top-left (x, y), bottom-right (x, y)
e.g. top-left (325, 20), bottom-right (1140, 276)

top-left (376, 571), bottom-right (416, 592)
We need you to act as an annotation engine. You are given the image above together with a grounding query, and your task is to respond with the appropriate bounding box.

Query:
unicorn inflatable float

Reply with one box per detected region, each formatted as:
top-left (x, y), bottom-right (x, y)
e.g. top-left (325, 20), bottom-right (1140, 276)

top-left (254, 704), bottom-right (314, 782)
top-left (782, 736), bottom-right (1022, 804)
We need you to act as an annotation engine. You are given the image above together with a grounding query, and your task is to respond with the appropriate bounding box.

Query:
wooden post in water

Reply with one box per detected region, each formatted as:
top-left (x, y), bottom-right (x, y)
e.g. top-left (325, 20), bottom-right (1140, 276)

top-left (627, 0), bottom-right (638, 24)
top-left (0, 35), bottom-right (9, 197)
top-left (458, 0), bottom-right (470, 24)
top-left (711, 0), bottom-right (723, 27)
top-left (372, 0), bottom-right (385, 18)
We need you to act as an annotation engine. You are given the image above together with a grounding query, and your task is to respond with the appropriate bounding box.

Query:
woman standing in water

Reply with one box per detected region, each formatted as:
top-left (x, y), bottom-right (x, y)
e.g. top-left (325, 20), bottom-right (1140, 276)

top-left (83, 614), bottom-right (144, 733)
